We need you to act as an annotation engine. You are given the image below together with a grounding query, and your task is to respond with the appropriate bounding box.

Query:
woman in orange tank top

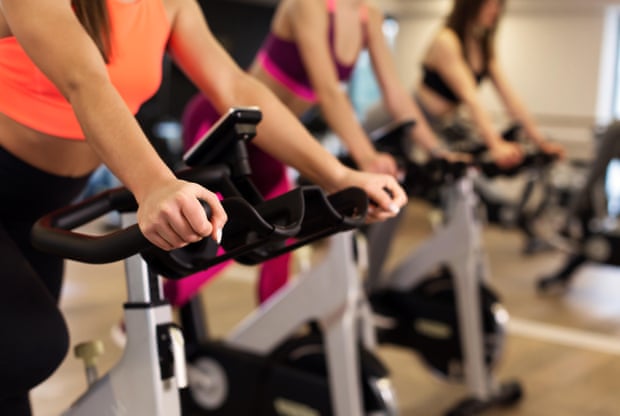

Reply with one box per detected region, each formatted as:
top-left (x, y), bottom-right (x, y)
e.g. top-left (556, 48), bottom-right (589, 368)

top-left (0, 0), bottom-right (407, 414)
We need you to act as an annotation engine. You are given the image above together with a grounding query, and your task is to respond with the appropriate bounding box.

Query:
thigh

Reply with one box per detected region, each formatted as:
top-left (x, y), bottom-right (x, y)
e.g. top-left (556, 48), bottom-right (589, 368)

top-left (247, 143), bottom-right (290, 197)
top-left (0, 221), bottom-right (69, 400)
top-left (4, 219), bottom-right (65, 301)
top-left (0, 145), bottom-right (90, 300)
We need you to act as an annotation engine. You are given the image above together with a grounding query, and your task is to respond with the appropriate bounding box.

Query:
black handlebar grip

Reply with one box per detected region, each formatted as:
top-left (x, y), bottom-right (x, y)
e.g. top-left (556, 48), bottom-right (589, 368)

top-left (31, 199), bottom-right (214, 264)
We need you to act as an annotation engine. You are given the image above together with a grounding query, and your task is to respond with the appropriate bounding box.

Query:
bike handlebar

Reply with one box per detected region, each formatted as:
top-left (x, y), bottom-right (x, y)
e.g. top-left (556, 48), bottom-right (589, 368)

top-left (32, 107), bottom-right (369, 278)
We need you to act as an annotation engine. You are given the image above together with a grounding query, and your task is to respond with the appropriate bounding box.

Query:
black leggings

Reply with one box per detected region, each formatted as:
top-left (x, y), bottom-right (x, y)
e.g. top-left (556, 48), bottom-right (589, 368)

top-left (0, 146), bottom-right (90, 415)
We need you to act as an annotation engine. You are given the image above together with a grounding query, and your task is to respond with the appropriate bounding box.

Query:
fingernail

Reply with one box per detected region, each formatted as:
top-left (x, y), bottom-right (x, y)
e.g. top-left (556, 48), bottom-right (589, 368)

top-left (216, 228), bottom-right (223, 244)
top-left (389, 203), bottom-right (400, 214)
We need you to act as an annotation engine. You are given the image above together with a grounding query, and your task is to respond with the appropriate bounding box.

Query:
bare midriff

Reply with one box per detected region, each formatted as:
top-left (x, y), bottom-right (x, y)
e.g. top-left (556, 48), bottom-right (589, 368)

top-left (0, 112), bottom-right (101, 177)
top-left (248, 62), bottom-right (315, 118)
top-left (416, 84), bottom-right (459, 120)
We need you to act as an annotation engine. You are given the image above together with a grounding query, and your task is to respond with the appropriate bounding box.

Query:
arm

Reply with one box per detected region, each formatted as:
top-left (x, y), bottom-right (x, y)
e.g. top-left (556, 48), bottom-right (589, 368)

top-left (0, 0), bottom-right (226, 250)
top-left (166, 0), bottom-right (406, 220)
top-left (288, 0), bottom-right (397, 176)
top-left (428, 29), bottom-right (523, 166)
top-left (489, 59), bottom-right (565, 157)
top-left (364, 5), bottom-right (446, 157)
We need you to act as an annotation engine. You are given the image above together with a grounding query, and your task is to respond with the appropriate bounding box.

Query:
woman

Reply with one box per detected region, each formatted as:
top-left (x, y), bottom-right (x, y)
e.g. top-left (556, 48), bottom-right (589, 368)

top-left (246, 0), bottom-right (454, 171)
top-left (169, 0), bottom-right (455, 308)
top-left (0, 0), bottom-right (406, 414)
top-left (415, 0), bottom-right (565, 165)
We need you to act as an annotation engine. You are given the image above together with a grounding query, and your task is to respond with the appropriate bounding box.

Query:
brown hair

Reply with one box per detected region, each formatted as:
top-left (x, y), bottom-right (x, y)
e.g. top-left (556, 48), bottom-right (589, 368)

top-left (72, 0), bottom-right (111, 62)
top-left (445, 0), bottom-right (505, 68)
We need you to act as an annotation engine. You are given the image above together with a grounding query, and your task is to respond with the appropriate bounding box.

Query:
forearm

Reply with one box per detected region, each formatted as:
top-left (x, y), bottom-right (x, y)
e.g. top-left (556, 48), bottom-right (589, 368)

top-left (317, 87), bottom-right (377, 166)
top-left (506, 100), bottom-right (546, 145)
top-left (463, 97), bottom-right (505, 149)
top-left (490, 64), bottom-right (547, 145)
top-left (385, 92), bottom-right (443, 153)
top-left (69, 80), bottom-right (176, 202)
top-left (409, 119), bottom-right (444, 154)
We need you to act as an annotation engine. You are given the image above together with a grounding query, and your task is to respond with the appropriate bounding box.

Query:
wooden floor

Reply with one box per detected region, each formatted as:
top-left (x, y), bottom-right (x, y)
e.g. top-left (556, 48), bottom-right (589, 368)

top-left (30, 196), bottom-right (620, 416)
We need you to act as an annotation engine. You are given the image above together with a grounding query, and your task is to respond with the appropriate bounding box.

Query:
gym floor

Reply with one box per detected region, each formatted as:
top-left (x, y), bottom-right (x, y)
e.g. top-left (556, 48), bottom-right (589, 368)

top-left (31, 196), bottom-right (620, 416)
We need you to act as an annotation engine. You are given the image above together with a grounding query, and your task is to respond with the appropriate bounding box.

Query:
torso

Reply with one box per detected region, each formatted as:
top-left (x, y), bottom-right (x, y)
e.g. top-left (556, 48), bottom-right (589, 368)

top-left (0, 113), bottom-right (100, 176)
top-left (0, 0), bottom-right (175, 177)
top-left (418, 27), bottom-right (487, 118)
top-left (248, 0), bottom-right (367, 117)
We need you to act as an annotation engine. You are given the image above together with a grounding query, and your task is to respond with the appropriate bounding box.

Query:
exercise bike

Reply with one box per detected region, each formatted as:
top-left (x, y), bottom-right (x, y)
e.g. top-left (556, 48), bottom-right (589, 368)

top-left (172, 107), bottom-right (399, 416)
top-left (451, 124), bottom-right (559, 255)
top-left (31, 107), bottom-right (394, 415)
top-left (341, 121), bottom-right (534, 415)
top-left (536, 121), bottom-right (620, 293)
top-left (31, 167), bottom-right (315, 414)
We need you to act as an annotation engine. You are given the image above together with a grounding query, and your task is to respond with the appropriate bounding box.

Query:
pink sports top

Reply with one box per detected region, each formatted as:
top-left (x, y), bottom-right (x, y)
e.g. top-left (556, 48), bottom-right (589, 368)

top-left (256, 0), bottom-right (368, 103)
top-left (0, 0), bottom-right (171, 139)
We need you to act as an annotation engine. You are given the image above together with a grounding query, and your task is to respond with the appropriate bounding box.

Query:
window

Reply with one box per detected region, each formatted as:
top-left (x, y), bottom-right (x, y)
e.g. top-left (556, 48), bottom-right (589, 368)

top-left (348, 16), bottom-right (400, 120)
top-left (600, 6), bottom-right (620, 122)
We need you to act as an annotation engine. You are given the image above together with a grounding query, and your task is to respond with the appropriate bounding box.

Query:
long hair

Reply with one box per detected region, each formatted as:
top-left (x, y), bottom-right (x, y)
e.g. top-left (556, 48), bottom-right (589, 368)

top-left (72, 0), bottom-right (111, 62)
top-left (445, 0), bottom-right (505, 67)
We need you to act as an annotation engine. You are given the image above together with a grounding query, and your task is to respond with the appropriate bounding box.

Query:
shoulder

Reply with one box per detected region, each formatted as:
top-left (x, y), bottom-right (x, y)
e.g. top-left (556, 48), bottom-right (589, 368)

top-left (425, 27), bottom-right (462, 64)
top-left (433, 28), bottom-right (462, 56)
top-left (278, 0), bottom-right (326, 33)
top-left (162, 0), bottom-right (191, 22)
top-left (363, 1), bottom-right (387, 37)
top-left (287, 0), bottom-right (325, 20)
top-left (357, 1), bottom-right (391, 44)
top-left (365, 1), bottom-right (384, 22)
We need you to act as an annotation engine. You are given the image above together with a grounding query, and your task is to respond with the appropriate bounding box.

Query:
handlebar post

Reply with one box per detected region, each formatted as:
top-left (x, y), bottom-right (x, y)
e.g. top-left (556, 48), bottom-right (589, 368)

top-left (121, 212), bottom-right (163, 304)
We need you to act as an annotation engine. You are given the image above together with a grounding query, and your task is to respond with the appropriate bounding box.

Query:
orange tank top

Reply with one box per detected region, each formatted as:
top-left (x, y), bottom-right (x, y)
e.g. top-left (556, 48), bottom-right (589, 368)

top-left (0, 0), bottom-right (171, 139)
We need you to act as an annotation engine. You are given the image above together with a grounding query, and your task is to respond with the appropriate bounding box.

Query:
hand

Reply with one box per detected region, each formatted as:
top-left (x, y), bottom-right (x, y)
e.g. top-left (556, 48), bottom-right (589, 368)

top-left (136, 179), bottom-right (227, 251)
top-left (538, 140), bottom-right (566, 160)
top-left (489, 141), bottom-right (523, 169)
top-left (336, 168), bottom-right (408, 223)
top-left (358, 151), bottom-right (400, 178)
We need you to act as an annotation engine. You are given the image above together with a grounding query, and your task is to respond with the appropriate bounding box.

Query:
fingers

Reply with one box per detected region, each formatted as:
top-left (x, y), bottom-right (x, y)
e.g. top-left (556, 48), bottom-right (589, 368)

top-left (493, 143), bottom-right (523, 168)
top-left (141, 211), bottom-right (200, 251)
top-left (138, 182), bottom-right (227, 251)
top-left (192, 188), bottom-right (228, 243)
top-left (449, 151), bottom-right (473, 164)
top-left (541, 142), bottom-right (566, 160)
top-left (366, 205), bottom-right (399, 223)
top-left (366, 175), bottom-right (407, 219)
top-left (145, 230), bottom-right (178, 252)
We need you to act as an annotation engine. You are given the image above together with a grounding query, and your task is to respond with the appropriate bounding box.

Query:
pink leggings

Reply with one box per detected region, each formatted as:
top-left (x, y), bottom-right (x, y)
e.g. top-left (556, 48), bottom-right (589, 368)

top-left (163, 94), bottom-right (292, 306)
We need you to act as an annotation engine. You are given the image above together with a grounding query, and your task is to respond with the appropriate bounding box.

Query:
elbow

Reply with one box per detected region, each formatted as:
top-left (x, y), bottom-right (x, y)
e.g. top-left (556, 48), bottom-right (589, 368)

top-left (61, 67), bottom-right (111, 103)
top-left (208, 72), bottom-right (259, 113)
